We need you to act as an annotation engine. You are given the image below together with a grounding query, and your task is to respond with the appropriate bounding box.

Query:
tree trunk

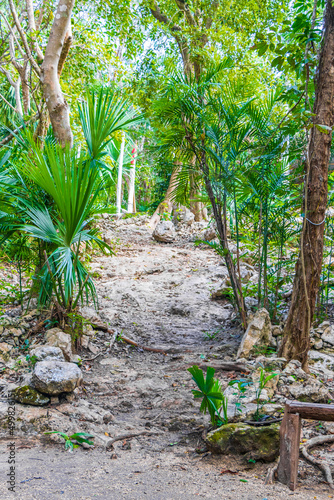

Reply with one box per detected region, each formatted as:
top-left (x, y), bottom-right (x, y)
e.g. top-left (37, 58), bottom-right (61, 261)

top-left (116, 132), bottom-right (125, 217)
top-left (40, 0), bottom-right (75, 147)
top-left (149, 165), bottom-right (180, 229)
top-left (204, 173), bottom-right (247, 329)
top-left (280, 0), bottom-right (334, 369)
top-left (189, 170), bottom-right (204, 221)
top-left (127, 142), bottom-right (137, 213)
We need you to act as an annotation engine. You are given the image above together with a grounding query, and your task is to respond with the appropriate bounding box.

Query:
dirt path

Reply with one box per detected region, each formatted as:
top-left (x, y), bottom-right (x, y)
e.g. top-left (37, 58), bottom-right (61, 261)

top-left (0, 218), bottom-right (332, 498)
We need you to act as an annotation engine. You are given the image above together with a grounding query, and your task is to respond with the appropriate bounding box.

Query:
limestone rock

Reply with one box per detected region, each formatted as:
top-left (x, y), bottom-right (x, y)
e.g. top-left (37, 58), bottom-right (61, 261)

top-left (29, 346), bottom-right (65, 362)
top-left (0, 342), bottom-right (13, 355)
top-left (211, 285), bottom-right (232, 300)
top-left (206, 422), bottom-right (280, 462)
top-left (181, 207), bottom-right (195, 226)
top-left (287, 380), bottom-right (331, 403)
top-left (31, 361), bottom-right (82, 395)
top-left (314, 340), bottom-right (323, 350)
top-left (203, 227), bottom-right (216, 241)
top-left (103, 230), bottom-right (113, 246)
top-left (83, 324), bottom-right (95, 337)
top-left (11, 385), bottom-right (50, 406)
top-left (237, 308), bottom-right (272, 359)
top-left (272, 326), bottom-right (283, 337)
top-left (283, 359), bottom-right (301, 375)
top-left (322, 329), bottom-right (334, 346)
top-left (152, 221), bottom-right (176, 243)
top-left (81, 335), bottom-right (90, 349)
top-left (45, 329), bottom-right (72, 361)
top-left (281, 359), bottom-right (332, 403)
top-left (254, 356), bottom-right (287, 371)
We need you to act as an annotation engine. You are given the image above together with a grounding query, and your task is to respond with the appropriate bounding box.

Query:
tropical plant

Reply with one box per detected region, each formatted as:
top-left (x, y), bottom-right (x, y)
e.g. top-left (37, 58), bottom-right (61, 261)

top-left (253, 368), bottom-right (277, 421)
top-left (18, 138), bottom-right (109, 314)
top-left (44, 431), bottom-right (95, 452)
top-left (228, 378), bottom-right (252, 417)
top-left (188, 365), bottom-right (227, 426)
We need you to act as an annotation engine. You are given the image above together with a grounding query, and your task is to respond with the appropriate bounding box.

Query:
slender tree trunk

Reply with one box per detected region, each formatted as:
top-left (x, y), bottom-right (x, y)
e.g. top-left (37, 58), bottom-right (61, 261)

top-left (280, 0), bottom-right (334, 369)
top-left (13, 77), bottom-right (23, 117)
top-left (127, 142), bottom-right (137, 213)
top-left (116, 132), bottom-right (125, 217)
top-left (204, 174), bottom-right (247, 329)
top-left (40, 0), bottom-right (75, 147)
top-left (149, 164), bottom-right (180, 229)
top-left (189, 169), bottom-right (204, 221)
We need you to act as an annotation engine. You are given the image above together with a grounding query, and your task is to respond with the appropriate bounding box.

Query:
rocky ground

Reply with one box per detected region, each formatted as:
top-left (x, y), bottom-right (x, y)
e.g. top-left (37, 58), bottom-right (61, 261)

top-left (1, 213), bottom-right (334, 499)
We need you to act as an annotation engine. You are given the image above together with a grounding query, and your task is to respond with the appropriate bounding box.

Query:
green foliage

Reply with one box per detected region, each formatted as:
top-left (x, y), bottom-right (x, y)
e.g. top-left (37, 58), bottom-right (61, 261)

top-left (254, 368), bottom-right (277, 421)
top-left (78, 87), bottom-right (142, 163)
top-left (18, 137), bottom-right (109, 311)
top-left (44, 431), bottom-right (94, 452)
top-left (228, 378), bottom-right (252, 416)
top-left (188, 365), bottom-right (227, 426)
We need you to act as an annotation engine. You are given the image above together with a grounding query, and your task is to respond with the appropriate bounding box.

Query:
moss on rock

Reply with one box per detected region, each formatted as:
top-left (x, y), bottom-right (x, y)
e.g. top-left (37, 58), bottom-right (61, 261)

top-left (11, 386), bottom-right (50, 406)
top-left (206, 422), bottom-right (280, 462)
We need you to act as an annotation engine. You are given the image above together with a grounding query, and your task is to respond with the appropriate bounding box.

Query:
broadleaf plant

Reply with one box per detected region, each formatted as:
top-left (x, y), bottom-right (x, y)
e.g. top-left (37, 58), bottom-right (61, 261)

top-left (188, 365), bottom-right (227, 426)
top-left (44, 431), bottom-right (95, 452)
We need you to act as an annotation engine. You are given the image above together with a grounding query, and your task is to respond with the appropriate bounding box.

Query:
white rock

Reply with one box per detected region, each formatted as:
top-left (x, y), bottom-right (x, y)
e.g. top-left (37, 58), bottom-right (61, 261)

top-left (81, 335), bottom-right (90, 349)
top-left (314, 340), bottom-right (323, 350)
top-left (237, 308), bottom-right (272, 359)
top-left (203, 227), bottom-right (216, 241)
top-left (153, 221), bottom-right (176, 243)
top-left (0, 342), bottom-right (13, 354)
top-left (45, 329), bottom-right (72, 361)
top-left (31, 361), bottom-right (82, 395)
top-left (322, 331), bottom-right (334, 346)
top-left (30, 346), bottom-right (65, 362)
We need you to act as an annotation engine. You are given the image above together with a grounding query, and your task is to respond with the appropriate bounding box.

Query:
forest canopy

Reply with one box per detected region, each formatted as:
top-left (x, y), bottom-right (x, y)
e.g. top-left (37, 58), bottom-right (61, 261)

top-left (1, 0), bottom-right (334, 369)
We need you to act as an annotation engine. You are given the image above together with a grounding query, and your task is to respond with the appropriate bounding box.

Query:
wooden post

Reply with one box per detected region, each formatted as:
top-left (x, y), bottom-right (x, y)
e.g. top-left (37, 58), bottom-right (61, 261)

top-left (277, 406), bottom-right (301, 491)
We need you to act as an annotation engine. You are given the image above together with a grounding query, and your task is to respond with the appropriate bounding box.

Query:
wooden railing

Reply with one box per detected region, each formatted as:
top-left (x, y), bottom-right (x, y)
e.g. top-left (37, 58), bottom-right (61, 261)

top-left (277, 400), bottom-right (334, 490)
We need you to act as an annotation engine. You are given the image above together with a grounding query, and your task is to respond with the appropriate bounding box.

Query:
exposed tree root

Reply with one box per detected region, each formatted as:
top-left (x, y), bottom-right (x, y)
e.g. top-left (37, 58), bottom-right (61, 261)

top-left (90, 320), bottom-right (167, 354)
top-left (265, 461), bottom-right (279, 485)
top-left (301, 435), bottom-right (334, 489)
top-left (82, 329), bottom-right (118, 362)
top-left (196, 362), bottom-right (249, 373)
top-left (120, 335), bottom-right (167, 354)
top-left (106, 431), bottom-right (159, 449)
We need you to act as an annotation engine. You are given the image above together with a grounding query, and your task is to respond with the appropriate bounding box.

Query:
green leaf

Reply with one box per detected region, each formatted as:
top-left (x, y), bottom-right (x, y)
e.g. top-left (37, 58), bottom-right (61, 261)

top-left (315, 124), bottom-right (332, 134)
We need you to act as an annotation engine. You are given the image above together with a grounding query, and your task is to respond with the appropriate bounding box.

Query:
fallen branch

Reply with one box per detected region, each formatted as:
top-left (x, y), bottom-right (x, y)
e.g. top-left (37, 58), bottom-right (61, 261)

top-left (89, 320), bottom-right (167, 353)
top-left (195, 362), bottom-right (249, 372)
top-left (26, 319), bottom-right (47, 338)
top-left (82, 329), bottom-right (118, 362)
top-left (120, 335), bottom-right (167, 354)
top-left (106, 430), bottom-right (159, 449)
top-left (301, 435), bottom-right (334, 489)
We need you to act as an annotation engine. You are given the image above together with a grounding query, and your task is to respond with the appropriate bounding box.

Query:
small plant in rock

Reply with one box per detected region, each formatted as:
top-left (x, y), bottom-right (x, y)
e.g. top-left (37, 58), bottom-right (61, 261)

top-left (253, 368), bottom-right (277, 421)
top-left (188, 365), bottom-right (227, 426)
top-left (228, 378), bottom-right (252, 417)
top-left (25, 354), bottom-right (38, 370)
top-left (44, 431), bottom-right (94, 452)
top-left (203, 330), bottom-right (218, 341)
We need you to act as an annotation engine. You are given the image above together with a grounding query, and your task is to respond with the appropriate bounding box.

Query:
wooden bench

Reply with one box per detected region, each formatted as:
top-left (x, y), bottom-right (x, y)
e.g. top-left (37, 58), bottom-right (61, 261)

top-left (277, 400), bottom-right (334, 490)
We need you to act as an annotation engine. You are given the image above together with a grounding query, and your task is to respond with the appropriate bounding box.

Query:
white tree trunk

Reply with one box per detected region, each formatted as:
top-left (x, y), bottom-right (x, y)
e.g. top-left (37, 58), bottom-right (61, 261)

top-left (40, 0), bottom-right (75, 147)
top-left (127, 142), bottom-right (137, 213)
top-left (13, 77), bottom-right (23, 117)
top-left (116, 132), bottom-right (125, 217)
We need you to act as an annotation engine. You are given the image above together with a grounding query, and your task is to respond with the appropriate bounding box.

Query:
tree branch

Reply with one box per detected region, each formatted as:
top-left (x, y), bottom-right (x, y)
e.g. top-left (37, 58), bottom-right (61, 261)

top-left (174, 0), bottom-right (196, 27)
top-left (25, 0), bottom-right (44, 62)
top-left (57, 28), bottom-right (72, 77)
top-left (36, 0), bottom-right (47, 30)
top-left (150, 2), bottom-right (191, 75)
top-left (40, 0), bottom-right (75, 147)
top-left (8, 0), bottom-right (41, 76)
